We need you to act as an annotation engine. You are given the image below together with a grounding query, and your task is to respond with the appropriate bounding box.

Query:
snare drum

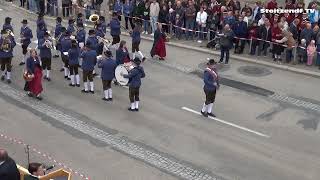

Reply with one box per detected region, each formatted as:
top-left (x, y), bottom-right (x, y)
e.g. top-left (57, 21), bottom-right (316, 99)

top-left (115, 62), bottom-right (134, 86)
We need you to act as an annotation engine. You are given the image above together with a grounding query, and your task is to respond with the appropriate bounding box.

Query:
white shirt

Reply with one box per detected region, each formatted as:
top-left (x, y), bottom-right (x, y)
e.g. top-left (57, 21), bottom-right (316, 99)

top-left (196, 11), bottom-right (208, 25)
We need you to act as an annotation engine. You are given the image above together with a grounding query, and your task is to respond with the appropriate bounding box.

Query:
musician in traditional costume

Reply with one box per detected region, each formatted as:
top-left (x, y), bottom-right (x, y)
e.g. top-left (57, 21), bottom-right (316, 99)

top-left (68, 40), bottom-right (81, 87)
top-left (67, 18), bottom-right (76, 35)
top-left (2, 17), bottom-right (13, 32)
top-left (116, 40), bottom-right (130, 65)
top-left (36, 14), bottom-right (47, 41)
top-left (122, 58), bottom-right (145, 111)
top-left (54, 17), bottom-right (64, 59)
top-left (26, 49), bottom-right (43, 100)
top-left (98, 50), bottom-right (117, 101)
top-left (76, 13), bottom-right (84, 26)
top-left (57, 27), bottom-right (67, 72)
top-left (150, 23), bottom-right (166, 60)
top-left (38, 32), bottom-right (52, 81)
top-left (96, 16), bottom-right (107, 55)
top-left (131, 22), bottom-right (145, 61)
top-left (201, 59), bottom-right (219, 117)
top-left (19, 19), bottom-right (33, 66)
top-left (80, 42), bottom-right (97, 94)
top-left (0, 29), bottom-right (16, 84)
top-left (60, 31), bottom-right (72, 80)
top-left (110, 12), bottom-right (121, 45)
top-left (86, 30), bottom-right (99, 52)
top-left (76, 23), bottom-right (86, 49)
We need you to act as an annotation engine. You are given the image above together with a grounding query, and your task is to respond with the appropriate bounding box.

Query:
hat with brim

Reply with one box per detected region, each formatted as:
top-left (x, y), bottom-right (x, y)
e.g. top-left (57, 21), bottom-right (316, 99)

top-left (207, 58), bottom-right (216, 65)
top-left (104, 50), bottom-right (112, 57)
top-left (132, 57), bottom-right (141, 65)
top-left (21, 19), bottom-right (28, 24)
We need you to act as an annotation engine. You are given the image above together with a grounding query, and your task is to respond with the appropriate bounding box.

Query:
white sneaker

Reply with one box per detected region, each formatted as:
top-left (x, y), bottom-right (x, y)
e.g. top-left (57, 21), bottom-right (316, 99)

top-left (145, 32), bottom-right (148, 35)
top-left (142, 31), bottom-right (146, 34)
top-left (197, 40), bottom-right (202, 43)
top-left (150, 33), bottom-right (154, 36)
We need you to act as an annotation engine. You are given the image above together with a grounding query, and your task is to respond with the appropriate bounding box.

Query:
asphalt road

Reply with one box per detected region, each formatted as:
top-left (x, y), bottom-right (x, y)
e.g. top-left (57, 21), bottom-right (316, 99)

top-left (0, 2), bottom-right (320, 180)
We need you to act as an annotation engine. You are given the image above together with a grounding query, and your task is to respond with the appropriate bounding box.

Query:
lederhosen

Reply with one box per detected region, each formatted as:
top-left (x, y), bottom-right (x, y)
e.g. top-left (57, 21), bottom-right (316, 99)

top-left (204, 68), bottom-right (218, 105)
top-left (102, 80), bottom-right (112, 90)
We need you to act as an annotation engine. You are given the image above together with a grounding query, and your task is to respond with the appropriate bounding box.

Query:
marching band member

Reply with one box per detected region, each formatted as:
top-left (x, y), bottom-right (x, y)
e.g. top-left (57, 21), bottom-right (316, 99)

top-left (200, 59), bottom-right (219, 117)
top-left (36, 14), bottom-right (47, 31)
top-left (68, 40), bottom-right (81, 87)
top-left (19, 19), bottom-right (33, 66)
top-left (86, 30), bottom-right (98, 51)
top-left (116, 40), bottom-right (130, 65)
top-left (54, 17), bottom-right (64, 59)
top-left (98, 50), bottom-right (117, 101)
top-left (76, 13), bottom-right (84, 26)
top-left (80, 42), bottom-right (97, 94)
top-left (150, 23), bottom-right (166, 60)
top-left (110, 12), bottom-right (121, 45)
top-left (38, 32), bottom-right (52, 81)
top-left (0, 29), bottom-right (16, 84)
top-left (131, 22), bottom-right (145, 61)
top-left (60, 31), bottom-right (72, 80)
top-left (122, 58), bottom-right (145, 111)
top-left (2, 17), bottom-right (14, 32)
top-left (96, 16), bottom-right (107, 56)
top-left (67, 18), bottom-right (76, 35)
top-left (36, 14), bottom-right (47, 41)
top-left (26, 49), bottom-right (43, 100)
top-left (76, 23), bottom-right (86, 48)
top-left (57, 27), bottom-right (67, 72)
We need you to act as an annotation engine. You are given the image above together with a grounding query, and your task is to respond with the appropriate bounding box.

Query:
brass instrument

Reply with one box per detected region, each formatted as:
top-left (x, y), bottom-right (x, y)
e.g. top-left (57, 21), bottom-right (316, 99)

top-left (44, 39), bottom-right (53, 49)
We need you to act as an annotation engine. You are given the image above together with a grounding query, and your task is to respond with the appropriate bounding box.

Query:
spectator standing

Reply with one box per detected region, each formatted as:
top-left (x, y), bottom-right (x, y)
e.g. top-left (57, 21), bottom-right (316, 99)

top-left (258, 14), bottom-right (266, 27)
top-left (174, 14), bottom-right (184, 39)
top-left (196, 6), bottom-right (208, 42)
top-left (223, 11), bottom-right (235, 28)
top-left (114, 0), bottom-right (123, 21)
top-left (297, 39), bottom-right (307, 64)
top-left (233, 15), bottom-right (247, 54)
top-left (289, 18), bottom-right (299, 41)
top-left (241, 3), bottom-right (252, 19)
top-left (312, 25), bottom-right (319, 42)
top-left (218, 24), bottom-right (235, 64)
top-left (258, 20), bottom-right (272, 56)
top-left (252, 1), bottom-right (261, 23)
top-left (28, 0), bottom-right (36, 12)
top-left (132, 0), bottom-right (145, 25)
top-left (308, 3), bottom-right (319, 27)
top-left (271, 22), bottom-right (283, 62)
top-left (62, 0), bottom-right (71, 17)
top-left (159, 5), bottom-right (169, 33)
top-left (0, 149), bottom-right (20, 180)
top-left (185, 0), bottom-right (196, 40)
top-left (280, 16), bottom-right (289, 31)
top-left (307, 40), bottom-right (316, 65)
top-left (316, 39), bottom-right (320, 69)
top-left (248, 21), bottom-right (258, 55)
top-left (49, 0), bottom-right (59, 16)
top-left (300, 23), bottom-right (313, 45)
top-left (276, 30), bottom-right (296, 63)
top-left (24, 163), bottom-right (45, 180)
top-left (142, 2), bottom-right (150, 34)
top-left (150, 0), bottom-right (160, 35)
top-left (95, 0), bottom-right (104, 15)
top-left (124, 0), bottom-right (135, 30)
top-left (266, 0), bottom-right (277, 19)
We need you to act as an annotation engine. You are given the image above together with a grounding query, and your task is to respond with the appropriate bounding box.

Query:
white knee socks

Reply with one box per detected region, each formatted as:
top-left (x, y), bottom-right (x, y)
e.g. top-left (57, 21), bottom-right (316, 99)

top-left (6, 72), bottom-right (10, 80)
top-left (108, 89), bottom-right (112, 98)
top-left (135, 101), bottom-right (139, 109)
top-left (84, 82), bottom-right (88, 91)
top-left (202, 103), bottom-right (207, 113)
top-left (70, 75), bottom-right (75, 85)
top-left (89, 81), bottom-right (94, 91)
top-left (207, 103), bottom-right (213, 114)
top-left (75, 74), bottom-right (80, 85)
top-left (104, 90), bottom-right (108, 99)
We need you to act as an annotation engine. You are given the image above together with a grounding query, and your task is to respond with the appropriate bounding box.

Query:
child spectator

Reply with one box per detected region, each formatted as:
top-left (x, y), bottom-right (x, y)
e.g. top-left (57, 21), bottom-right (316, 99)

top-left (307, 40), bottom-right (316, 66)
top-left (297, 39), bottom-right (307, 64)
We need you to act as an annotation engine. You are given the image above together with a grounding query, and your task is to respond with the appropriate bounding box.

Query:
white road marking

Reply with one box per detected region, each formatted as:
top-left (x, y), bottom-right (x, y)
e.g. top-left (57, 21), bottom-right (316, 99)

top-left (182, 107), bottom-right (271, 138)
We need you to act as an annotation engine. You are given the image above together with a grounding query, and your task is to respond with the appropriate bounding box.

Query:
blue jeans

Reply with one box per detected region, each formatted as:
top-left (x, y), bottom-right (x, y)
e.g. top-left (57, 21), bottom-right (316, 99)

top-left (143, 20), bottom-right (149, 32)
top-left (28, 0), bottom-right (36, 12)
top-left (220, 46), bottom-right (230, 63)
top-left (185, 20), bottom-right (194, 39)
top-left (150, 16), bottom-right (158, 33)
top-left (35, 0), bottom-right (40, 12)
top-left (49, 0), bottom-right (58, 16)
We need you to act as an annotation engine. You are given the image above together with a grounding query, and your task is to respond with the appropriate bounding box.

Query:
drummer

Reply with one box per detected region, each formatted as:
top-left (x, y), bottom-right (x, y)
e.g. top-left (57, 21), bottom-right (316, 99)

top-left (98, 50), bottom-right (117, 101)
top-left (116, 40), bottom-right (130, 65)
top-left (122, 58), bottom-right (145, 112)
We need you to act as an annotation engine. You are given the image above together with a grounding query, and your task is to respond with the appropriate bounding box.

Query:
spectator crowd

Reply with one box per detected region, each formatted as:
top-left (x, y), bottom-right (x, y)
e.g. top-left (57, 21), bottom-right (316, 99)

top-left (5, 0), bottom-right (320, 68)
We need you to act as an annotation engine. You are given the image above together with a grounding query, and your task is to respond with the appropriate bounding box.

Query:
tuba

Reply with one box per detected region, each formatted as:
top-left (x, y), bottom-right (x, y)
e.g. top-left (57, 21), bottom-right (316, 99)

top-left (1, 31), bottom-right (12, 52)
top-left (89, 14), bottom-right (100, 28)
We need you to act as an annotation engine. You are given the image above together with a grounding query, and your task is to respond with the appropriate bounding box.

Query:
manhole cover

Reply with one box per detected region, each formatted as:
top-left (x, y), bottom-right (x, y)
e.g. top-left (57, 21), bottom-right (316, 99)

top-left (198, 62), bottom-right (230, 72)
top-left (238, 66), bottom-right (272, 77)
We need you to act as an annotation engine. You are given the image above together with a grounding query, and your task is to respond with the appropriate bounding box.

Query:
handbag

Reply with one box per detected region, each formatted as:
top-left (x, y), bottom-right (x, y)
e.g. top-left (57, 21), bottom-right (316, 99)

top-left (23, 70), bottom-right (34, 82)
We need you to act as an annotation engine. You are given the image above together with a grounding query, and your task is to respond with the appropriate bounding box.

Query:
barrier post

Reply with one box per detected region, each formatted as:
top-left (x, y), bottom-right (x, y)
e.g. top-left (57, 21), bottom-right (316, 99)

top-left (249, 38), bottom-right (253, 54)
top-left (293, 45), bottom-right (297, 65)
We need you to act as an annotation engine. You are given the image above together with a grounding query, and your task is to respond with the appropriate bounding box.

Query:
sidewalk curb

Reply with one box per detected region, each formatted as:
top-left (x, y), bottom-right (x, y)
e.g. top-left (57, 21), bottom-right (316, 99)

top-left (8, 1), bottom-right (320, 78)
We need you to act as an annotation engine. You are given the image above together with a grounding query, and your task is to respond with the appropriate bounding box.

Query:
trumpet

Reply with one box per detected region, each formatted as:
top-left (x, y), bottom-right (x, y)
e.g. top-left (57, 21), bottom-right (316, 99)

top-left (45, 39), bottom-right (53, 49)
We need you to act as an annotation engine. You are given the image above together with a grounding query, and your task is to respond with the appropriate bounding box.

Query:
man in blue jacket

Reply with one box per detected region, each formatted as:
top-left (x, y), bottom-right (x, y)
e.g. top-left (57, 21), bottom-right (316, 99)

top-left (86, 30), bottom-right (98, 52)
top-left (0, 30), bottom-right (16, 84)
top-left (201, 59), bottom-right (219, 117)
top-left (61, 31), bottom-right (72, 80)
top-left (110, 12), bottom-right (121, 45)
top-left (39, 32), bottom-right (52, 81)
top-left (76, 23), bottom-right (86, 48)
top-left (19, 19), bottom-right (33, 66)
top-left (122, 57), bottom-right (145, 111)
top-left (123, 0), bottom-right (135, 30)
top-left (98, 50), bottom-right (117, 101)
top-left (67, 18), bottom-right (76, 36)
top-left (233, 16), bottom-right (247, 54)
top-left (2, 17), bottom-right (13, 33)
top-left (54, 17), bottom-right (64, 59)
top-left (81, 42), bottom-right (97, 94)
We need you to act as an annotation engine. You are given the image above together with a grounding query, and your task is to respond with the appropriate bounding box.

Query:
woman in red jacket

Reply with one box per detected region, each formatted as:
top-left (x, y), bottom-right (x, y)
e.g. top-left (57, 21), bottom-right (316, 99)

top-left (271, 22), bottom-right (283, 62)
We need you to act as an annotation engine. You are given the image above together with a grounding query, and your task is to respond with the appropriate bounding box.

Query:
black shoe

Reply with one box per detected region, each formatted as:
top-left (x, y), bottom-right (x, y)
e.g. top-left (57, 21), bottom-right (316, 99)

top-left (207, 113), bottom-right (216, 117)
top-left (142, 57), bottom-right (146, 62)
top-left (69, 83), bottom-right (75, 87)
top-left (93, 73), bottom-right (99, 77)
top-left (67, 77), bottom-right (71, 80)
top-left (76, 84), bottom-right (80, 87)
top-left (102, 97), bottom-right (109, 101)
top-left (224, 62), bottom-right (228, 64)
top-left (81, 89), bottom-right (89, 93)
top-left (46, 77), bottom-right (51, 81)
top-left (53, 55), bottom-right (60, 58)
top-left (36, 96), bottom-right (43, 100)
top-left (201, 111), bottom-right (208, 117)
top-left (135, 108), bottom-right (139, 112)
top-left (64, 76), bottom-right (68, 79)
top-left (218, 60), bottom-right (223, 63)
top-left (108, 98), bottom-right (113, 101)
top-left (7, 79), bottom-right (11, 84)
top-left (60, 68), bottom-right (64, 72)
top-left (89, 90), bottom-right (94, 94)
top-left (27, 92), bottom-right (33, 97)
top-left (159, 57), bottom-right (164, 60)
top-left (128, 107), bottom-right (135, 111)
top-left (114, 81), bottom-right (119, 85)
top-left (1, 76), bottom-right (5, 81)
top-left (19, 62), bottom-right (25, 66)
